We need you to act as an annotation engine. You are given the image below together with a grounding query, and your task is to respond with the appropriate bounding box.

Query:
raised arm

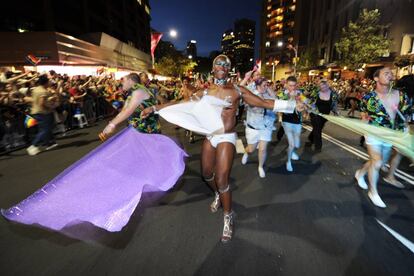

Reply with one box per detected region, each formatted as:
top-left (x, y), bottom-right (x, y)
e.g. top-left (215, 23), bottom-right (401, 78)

top-left (5, 72), bottom-right (29, 83)
top-left (239, 69), bottom-right (255, 87)
top-left (79, 77), bottom-right (92, 89)
top-left (239, 86), bottom-right (274, 109)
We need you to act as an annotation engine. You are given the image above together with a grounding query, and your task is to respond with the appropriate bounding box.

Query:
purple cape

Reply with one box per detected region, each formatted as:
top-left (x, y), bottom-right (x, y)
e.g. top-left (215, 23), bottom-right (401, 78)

top-left (1, 127), bottom-right (187, 232)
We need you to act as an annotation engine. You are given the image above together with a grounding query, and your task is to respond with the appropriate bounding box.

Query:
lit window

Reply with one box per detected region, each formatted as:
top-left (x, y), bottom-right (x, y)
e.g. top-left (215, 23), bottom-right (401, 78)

top-left (145, 5), bottom-right (150, 14)
top-left (276, 15), bottom-right (283, 22)
top-left (137, 0), bottom-right (142, 5)
top-left (265, 41), bottom-right (270, 47)
top-left (290, 5), bottom-right (296, 11)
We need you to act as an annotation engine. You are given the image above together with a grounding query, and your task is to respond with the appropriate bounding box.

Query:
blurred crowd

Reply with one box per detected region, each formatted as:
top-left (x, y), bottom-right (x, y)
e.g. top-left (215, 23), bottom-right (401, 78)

top-left (1, 67), bottom-right (413, 155)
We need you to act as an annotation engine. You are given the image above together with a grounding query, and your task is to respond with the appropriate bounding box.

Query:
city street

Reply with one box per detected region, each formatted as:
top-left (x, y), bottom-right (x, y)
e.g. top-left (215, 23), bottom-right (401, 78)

top-left (1, 117), bottom-right (413, 276)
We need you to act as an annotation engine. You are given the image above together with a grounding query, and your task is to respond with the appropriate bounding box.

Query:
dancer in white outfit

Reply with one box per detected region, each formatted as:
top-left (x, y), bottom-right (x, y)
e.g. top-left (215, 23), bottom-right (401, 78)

top-left (142, 55), bottom-right (298, 242)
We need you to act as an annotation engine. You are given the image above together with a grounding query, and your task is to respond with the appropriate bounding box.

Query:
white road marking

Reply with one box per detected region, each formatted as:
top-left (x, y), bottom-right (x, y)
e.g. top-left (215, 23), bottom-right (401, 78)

top-left (376, 219), bottom-right (414, 254)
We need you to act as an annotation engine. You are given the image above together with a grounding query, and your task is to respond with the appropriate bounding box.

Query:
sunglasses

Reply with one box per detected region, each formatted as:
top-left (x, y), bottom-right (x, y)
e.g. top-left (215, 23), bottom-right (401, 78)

top-left (214, 60), bottom-right (231, 69)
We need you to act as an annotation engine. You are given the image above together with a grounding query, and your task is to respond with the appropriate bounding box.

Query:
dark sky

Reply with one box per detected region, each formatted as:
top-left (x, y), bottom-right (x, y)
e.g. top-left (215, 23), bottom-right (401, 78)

top-left (150, 0), bottom-right (262, 57)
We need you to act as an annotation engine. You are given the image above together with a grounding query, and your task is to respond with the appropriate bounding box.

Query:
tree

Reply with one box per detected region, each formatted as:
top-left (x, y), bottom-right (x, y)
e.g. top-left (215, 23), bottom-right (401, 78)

top-left (335, 9), bottom-right (391, 70)
top-left (153, 40), bottom-right (197, 77)
top-left (155, 55), bottom-right (197, 77)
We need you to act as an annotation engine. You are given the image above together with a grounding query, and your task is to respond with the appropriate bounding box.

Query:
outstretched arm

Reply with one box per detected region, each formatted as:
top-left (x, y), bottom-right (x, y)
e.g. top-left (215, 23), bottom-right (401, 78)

top-left (240, 85), bottom-right (298, 113)
top-left (5, 72), bottom-right (30, 83)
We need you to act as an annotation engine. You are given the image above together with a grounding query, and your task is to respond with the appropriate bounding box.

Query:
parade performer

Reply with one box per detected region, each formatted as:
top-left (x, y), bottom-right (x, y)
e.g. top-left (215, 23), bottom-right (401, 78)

top-left (307, 78), bottom-right (339, 151)
top-left (277, 76), bottom-right (304, 172)
top-left (241, 77), bottom-right (277, 178)
top-left (2, 73), bottom-right (187, 232)
top-left (354, 67), bottom-right (411, 208)
top-left (142, 55), bottom-right (298, 242)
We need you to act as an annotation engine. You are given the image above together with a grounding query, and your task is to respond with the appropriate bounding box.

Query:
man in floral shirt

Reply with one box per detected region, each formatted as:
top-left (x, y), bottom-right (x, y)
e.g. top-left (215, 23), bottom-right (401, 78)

top-left (355, 66), bottom-right (411, 208)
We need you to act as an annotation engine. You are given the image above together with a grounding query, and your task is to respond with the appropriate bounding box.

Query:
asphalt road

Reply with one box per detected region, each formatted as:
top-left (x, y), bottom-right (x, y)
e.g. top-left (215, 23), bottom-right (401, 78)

top-left (0, 116), bottom-right (413, 276)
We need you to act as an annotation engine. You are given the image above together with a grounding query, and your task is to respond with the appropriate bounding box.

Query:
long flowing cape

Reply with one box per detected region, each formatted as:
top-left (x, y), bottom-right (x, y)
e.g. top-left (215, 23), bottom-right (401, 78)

top-left (321, 114), bottom-right (414, 158)
top-left (1, 127), bottom-right (187, 232)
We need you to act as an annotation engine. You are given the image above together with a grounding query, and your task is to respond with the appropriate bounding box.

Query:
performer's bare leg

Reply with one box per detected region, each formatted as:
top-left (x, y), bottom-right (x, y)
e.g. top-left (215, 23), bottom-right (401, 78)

top-left (201, 139), bottom-right (220, 212)
top-left (364, 144), bottom-right (391, 207)
top-left (384, 150), bottom-right (404, 188)
top-left (215, 142), bottom-right (235, 242)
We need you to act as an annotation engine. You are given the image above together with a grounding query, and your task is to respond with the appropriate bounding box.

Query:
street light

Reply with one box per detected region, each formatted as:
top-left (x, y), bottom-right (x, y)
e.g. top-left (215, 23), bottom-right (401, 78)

top-left (169, 29), bottom-right (177, 38)
top-left (277, 41), bottom-right (283, 47)
top-left (271, 60), bottom-right (280, 81)
top-left (287, 44), bottom-right (298, 76)
top-left (188, 55), bottom-right (193, 59)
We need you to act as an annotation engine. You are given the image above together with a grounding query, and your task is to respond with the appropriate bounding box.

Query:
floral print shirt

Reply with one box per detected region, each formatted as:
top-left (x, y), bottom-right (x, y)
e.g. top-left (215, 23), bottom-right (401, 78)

top-left (359, 90), bottom-right (411, 131)
top-left (126, 84), bottom-right (161, 134)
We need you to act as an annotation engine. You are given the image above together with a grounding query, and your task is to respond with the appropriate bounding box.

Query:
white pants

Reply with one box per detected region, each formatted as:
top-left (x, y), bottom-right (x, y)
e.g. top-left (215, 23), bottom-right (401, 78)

top-left (245, 126), bottom-right (273, 144)
top-left (282, 122), bottom-right (302, 148)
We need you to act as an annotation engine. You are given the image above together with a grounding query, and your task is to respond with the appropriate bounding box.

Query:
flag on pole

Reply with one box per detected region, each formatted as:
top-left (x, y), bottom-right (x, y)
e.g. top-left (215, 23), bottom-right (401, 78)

top-left (150, 33), bottom-right (163, 62)
top-left (254, 59), bottom-right (261, 72)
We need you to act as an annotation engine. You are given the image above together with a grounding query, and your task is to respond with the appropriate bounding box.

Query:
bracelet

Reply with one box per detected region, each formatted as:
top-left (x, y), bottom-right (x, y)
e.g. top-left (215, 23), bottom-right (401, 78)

top-left (108, 122), bottom-right (116, 128)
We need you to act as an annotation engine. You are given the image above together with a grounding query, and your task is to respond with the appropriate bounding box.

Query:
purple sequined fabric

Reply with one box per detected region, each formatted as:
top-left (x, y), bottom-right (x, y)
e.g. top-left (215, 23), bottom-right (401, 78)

top-left (1, 127), bottom-right (187, 232)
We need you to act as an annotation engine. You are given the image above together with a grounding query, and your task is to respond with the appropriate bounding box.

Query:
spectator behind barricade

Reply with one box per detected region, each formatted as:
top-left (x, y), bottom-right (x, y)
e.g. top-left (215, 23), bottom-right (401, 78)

top-left (26, 74), bottom-right (60, 156)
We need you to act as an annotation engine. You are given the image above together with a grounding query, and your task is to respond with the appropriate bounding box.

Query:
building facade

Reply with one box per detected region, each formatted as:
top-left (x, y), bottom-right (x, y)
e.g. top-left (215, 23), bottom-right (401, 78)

top-left (260, 0), bottom-right (299, 79)
top-left (0, 0), bottom-right (152, 71)
top-left (1, 0), bottom-right (151, 54)
top-left (260, 0), bottom-right (414, 79)
top-left (305, 0), bottom-right (414, 65)
top-left (233, 19), bottom-right (255, 75)
top-left (186, 40), bottom-right (197, 59)
top-left (221, 29), bottom-right (235, 62)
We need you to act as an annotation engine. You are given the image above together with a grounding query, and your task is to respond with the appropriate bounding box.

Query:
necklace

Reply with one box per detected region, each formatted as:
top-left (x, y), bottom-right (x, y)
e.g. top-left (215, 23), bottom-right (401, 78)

top-left (214, 78), bottom-right (226, 86)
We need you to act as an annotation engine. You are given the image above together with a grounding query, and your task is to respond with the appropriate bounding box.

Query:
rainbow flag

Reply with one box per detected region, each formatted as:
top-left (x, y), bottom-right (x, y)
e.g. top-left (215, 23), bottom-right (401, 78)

top-left (25, 54), bottom-right (41, 66)
top-left (24, 115), bottom-right (38, 128)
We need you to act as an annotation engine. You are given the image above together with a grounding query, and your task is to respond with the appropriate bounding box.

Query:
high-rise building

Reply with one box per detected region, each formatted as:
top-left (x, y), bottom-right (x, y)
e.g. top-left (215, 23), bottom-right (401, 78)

top-left (186, 40), bottom-right (197, 59)
top-left (233, 19), bottom-right (255, 75)
top-left (221, 29), bottom-right (235, 61)
top-left (260, 0), bottom-right (299, 79)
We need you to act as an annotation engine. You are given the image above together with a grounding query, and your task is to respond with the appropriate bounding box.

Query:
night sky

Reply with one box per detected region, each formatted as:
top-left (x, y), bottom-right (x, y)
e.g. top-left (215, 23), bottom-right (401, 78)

top-left (150, 0), bottom-right (262, 57)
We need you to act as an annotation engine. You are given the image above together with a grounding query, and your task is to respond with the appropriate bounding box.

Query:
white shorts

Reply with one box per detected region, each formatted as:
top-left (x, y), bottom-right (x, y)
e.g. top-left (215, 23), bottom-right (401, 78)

top-left (207, 133), bottom-right (237, 148)
top-left (245, 126), bottom-right (273, 144)
top-left (282, 122), bottom-right (302, 135)
top-left (365, 135), bottom-right (392, 148)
